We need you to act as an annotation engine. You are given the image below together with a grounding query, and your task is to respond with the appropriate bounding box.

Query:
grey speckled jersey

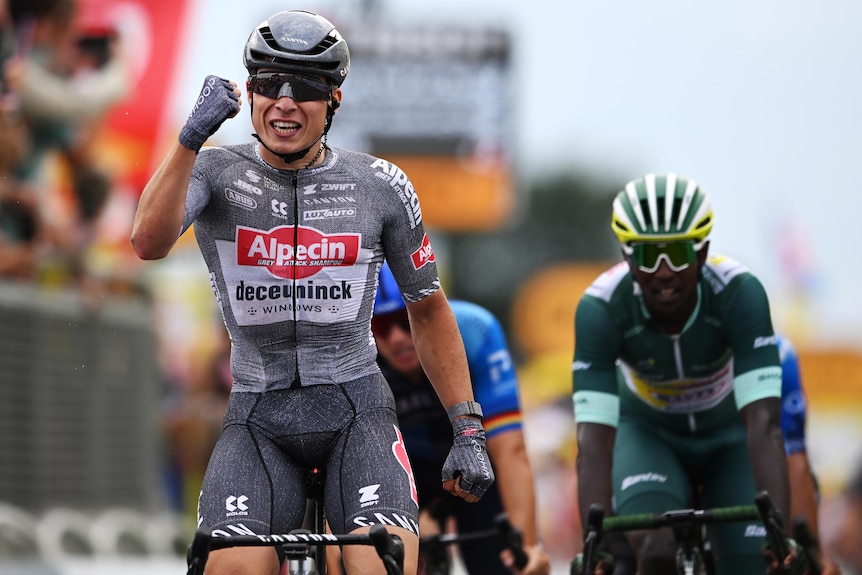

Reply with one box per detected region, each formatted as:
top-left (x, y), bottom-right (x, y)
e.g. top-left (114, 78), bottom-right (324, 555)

top-left (182, 143), bottom-right (440, 391)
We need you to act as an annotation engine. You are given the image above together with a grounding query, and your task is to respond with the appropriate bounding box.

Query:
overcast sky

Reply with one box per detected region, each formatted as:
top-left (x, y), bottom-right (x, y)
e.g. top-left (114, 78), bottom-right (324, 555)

top-left (175, 0), bottom-right (862, 345)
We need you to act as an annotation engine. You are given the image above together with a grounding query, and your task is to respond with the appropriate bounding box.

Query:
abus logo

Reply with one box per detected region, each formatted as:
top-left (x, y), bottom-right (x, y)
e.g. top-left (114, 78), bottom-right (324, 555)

top-left (226, 495), bottom-right (248, 512)
top-left (411, 234), bottom-right (435, 270)
top-left (236, 225), bottom-right (360, 279)
top-left (226, 188), bottom-right (257, 209)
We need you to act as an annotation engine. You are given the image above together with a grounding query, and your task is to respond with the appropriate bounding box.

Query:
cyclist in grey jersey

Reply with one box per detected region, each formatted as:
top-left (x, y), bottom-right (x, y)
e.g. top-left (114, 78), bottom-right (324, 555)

top-left (131, 11), bottom-right (494, 575)
top-left (572, 174), bottom-right (806, 575)
top-left (186, 142), bottom-right (436, 390)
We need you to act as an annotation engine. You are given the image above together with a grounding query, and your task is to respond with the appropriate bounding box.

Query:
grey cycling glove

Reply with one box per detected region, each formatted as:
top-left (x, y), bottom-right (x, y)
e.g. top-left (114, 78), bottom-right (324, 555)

top-left (442, 416), bottom-right (495, 499)
top-left (179, 75), bottom-right (239, 152)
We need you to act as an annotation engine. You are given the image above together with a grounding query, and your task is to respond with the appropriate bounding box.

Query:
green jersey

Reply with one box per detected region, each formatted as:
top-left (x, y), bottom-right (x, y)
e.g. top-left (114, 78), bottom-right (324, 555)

top-left (573, 254), bottom-right (782, 435)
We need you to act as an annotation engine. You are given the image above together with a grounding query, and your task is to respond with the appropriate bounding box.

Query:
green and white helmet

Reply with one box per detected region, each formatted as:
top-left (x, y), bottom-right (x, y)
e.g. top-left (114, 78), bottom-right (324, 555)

top-left (611, 173), bottom-right (713, 245)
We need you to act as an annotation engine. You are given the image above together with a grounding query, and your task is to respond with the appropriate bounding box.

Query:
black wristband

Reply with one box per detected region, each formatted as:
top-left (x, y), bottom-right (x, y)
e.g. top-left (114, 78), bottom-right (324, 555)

top-left (447, 401), bottom-right (483, 422)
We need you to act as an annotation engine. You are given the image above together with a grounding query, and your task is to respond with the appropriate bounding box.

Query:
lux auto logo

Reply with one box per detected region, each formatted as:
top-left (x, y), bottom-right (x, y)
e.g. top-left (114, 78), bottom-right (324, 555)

top-left (226, 495), bottom-right (248, 512)
top-left (235, 225), bottom-right (360, 279)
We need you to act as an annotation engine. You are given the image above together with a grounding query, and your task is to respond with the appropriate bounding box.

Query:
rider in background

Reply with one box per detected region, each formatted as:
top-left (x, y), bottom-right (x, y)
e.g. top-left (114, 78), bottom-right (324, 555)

top-left (572, 173), bottom-right (804, 575)
top-left (131, 10), bottom-right (494, 575)
top-left (605, 333), bottom-right (841, 574)
top-left (779, 335), bottom-right (841, 574)
top-left (373, 262), bottom-right (551, 575)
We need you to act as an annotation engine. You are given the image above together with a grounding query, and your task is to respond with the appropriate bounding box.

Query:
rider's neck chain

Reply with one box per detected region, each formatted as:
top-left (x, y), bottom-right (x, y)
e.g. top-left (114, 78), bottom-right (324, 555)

top-left (303, 138), bottom-right (327, 170)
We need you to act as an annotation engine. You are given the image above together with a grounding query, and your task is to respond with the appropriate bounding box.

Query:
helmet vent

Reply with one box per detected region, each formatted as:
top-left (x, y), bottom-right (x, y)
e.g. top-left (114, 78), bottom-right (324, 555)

top-left (248, 49), bottom-right (340, 73)
top-left (259, 25), bottom-right (339, 57)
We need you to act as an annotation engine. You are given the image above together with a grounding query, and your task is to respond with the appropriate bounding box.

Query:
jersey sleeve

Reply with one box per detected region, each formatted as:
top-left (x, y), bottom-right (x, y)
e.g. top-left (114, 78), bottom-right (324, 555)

top-left (454, 302), bottom-right (522, 440)
top-left (778, 336), bottom-right (808, 454)
top-left (572, 294), bottom-right (623, 427)
top-left (721, 273), bottom-right (783, 409)
top-left (181, 148), bottom-right (217, 234)
top-left (373, 158), bottom-right (440, 303)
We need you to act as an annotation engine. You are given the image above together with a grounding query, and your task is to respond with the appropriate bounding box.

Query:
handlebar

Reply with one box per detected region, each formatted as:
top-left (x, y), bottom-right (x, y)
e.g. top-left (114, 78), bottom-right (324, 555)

top-left (754, 490), bottom-right (790, 562)
top-left (602, 504), bottom-right (760, 533)
top-left (575, 502), bottom-right (761, 575)
top-left (419, 512), bottom-right (528, 570)
top-left (791, 516), bottom-right (823, 575)
top-left (186, 524), bottom-right (404, 575)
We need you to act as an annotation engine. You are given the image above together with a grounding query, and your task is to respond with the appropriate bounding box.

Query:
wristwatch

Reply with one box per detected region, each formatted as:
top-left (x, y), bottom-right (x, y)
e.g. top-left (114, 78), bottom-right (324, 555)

top-left (447, 401), bottom-right (483, 422)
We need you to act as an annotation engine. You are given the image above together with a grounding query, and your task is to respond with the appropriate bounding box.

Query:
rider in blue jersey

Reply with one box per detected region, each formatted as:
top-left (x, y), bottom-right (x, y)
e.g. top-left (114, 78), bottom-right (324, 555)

top-left (372, 262), bottom-right (550, 575)
top-left (778, 336), bottom-right (841, 575)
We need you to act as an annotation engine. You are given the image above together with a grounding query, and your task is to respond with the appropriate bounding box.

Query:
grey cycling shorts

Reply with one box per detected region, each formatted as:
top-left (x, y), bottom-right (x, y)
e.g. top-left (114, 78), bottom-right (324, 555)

top-left (197, 373), bottom-right (420, 537)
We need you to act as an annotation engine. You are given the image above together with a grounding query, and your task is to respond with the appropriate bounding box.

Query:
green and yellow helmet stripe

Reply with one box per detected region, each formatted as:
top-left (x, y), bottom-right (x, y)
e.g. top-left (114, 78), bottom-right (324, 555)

top-left (611, 173), bottom-right (713, 244)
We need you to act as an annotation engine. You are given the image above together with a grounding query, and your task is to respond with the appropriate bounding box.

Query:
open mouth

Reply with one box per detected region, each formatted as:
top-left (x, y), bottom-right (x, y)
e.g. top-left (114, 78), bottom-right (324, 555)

top-left (653, 287), bottom-right (679, 303)
top-left (271, 120), bottom-right (300, 136)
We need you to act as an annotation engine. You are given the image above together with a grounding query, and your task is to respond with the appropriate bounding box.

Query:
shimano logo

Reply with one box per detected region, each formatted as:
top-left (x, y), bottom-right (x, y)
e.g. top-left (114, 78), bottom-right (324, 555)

top-left (620, 472), bottom-right (668, 491)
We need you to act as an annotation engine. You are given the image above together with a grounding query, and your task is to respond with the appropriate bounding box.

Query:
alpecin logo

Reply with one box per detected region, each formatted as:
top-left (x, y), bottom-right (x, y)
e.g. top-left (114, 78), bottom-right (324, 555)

top-left (410, 234), bottom-right (435, 270)
top-left (236, 225), bottom-right (360, 279)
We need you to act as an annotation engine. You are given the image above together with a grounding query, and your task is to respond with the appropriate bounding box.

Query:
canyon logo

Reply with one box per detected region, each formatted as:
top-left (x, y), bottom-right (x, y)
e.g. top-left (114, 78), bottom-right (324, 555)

top-left (236, 225), bottom-right (360, 279)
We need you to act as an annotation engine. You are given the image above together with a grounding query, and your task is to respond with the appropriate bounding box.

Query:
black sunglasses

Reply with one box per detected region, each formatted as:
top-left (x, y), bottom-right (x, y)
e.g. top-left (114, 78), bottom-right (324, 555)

top-left (371, 310), bottom-right (411, 338)
top-left (247, 73), bottom-right (332, 102)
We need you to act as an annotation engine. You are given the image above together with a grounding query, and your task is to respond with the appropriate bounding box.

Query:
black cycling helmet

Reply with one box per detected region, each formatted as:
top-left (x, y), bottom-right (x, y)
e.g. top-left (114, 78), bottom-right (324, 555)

top-left (243, 10), bottom-right (350, 87)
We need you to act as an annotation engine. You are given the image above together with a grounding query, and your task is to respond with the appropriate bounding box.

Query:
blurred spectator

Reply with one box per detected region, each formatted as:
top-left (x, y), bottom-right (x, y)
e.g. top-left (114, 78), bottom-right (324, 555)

top-left (160, 325), bottom-right (232, 526)
top-left (6, 0), bottom-right (128, 287)
top-left (0, 0), bottom-right (38, 280)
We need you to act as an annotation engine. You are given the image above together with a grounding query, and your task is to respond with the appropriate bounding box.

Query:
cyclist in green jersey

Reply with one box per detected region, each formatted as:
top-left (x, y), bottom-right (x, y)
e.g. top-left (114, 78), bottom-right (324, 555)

top-left (572, 173), bottom-right (807, 575)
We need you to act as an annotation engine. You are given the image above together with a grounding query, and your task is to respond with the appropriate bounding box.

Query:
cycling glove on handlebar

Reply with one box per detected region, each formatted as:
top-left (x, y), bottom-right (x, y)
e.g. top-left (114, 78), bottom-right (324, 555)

top-left (571, 550), bottom-right (615, 575)
top-left (442, 416), bottom-right (495, 499)
top-left (762, 537), bottom-right (809, 575)
top-left (179, 75), bottom-right (240, 152)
